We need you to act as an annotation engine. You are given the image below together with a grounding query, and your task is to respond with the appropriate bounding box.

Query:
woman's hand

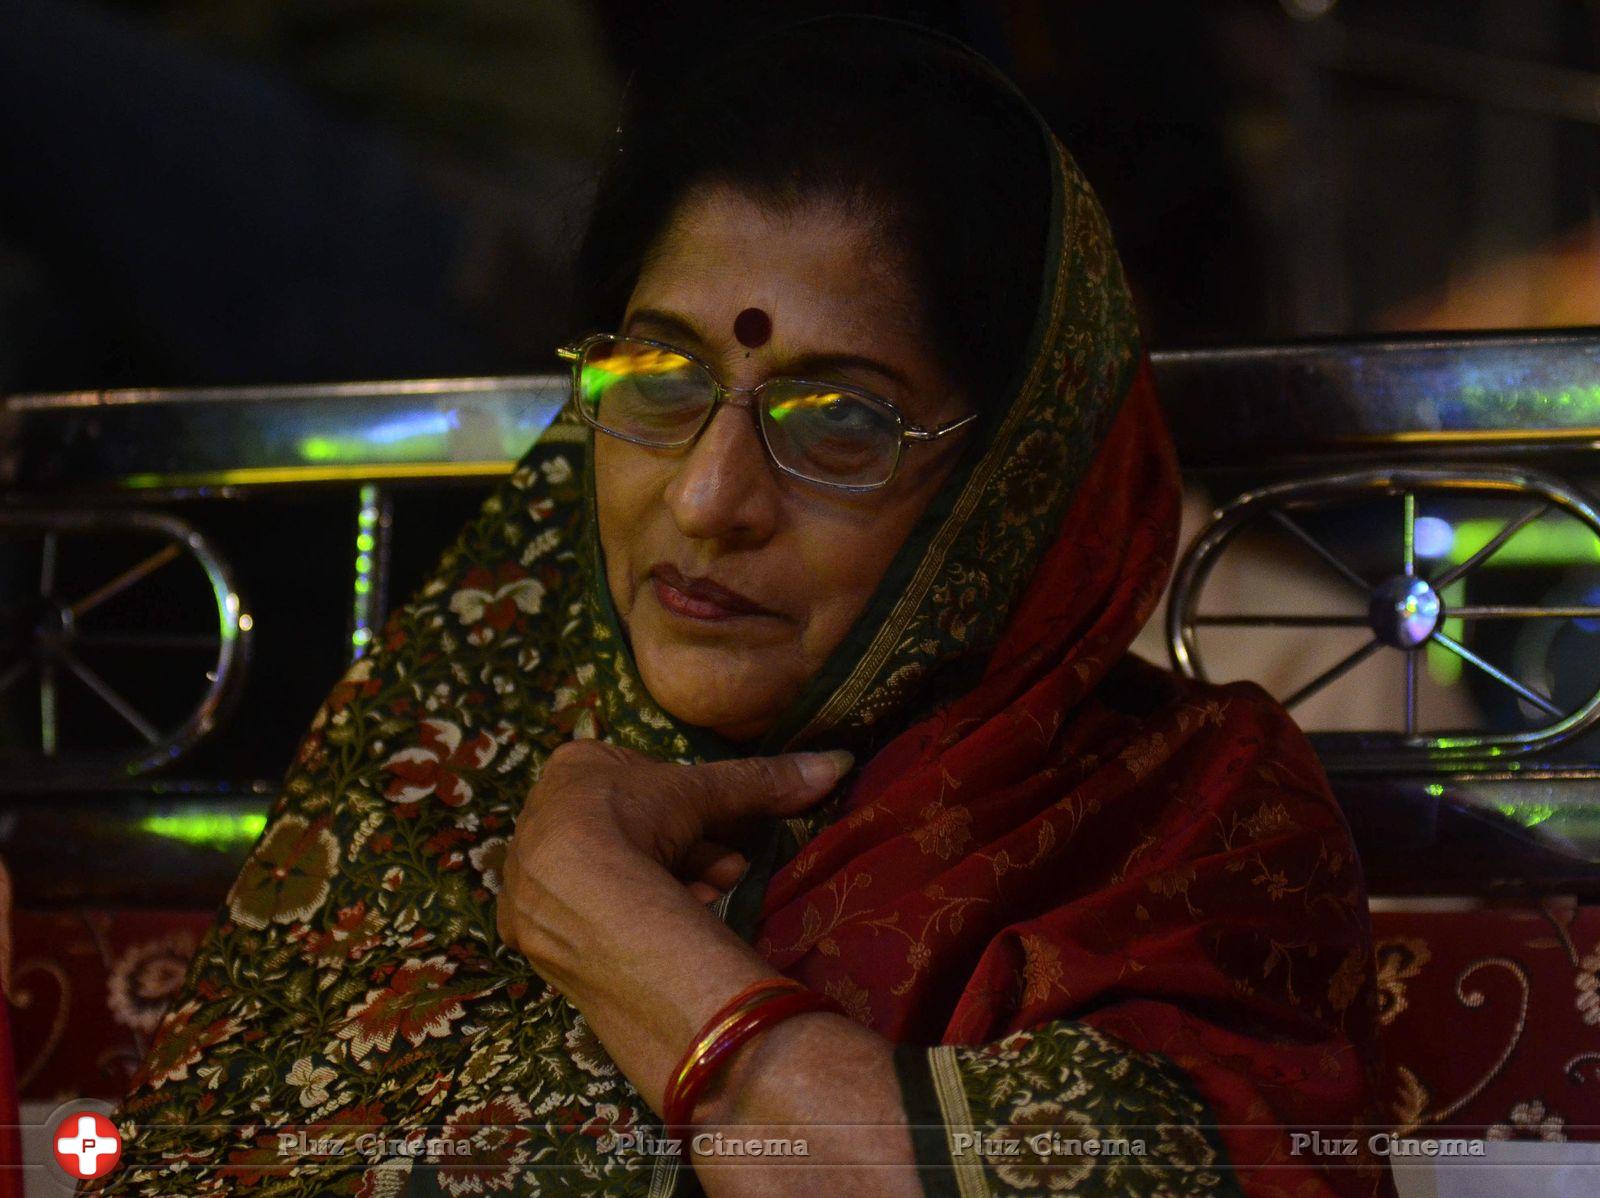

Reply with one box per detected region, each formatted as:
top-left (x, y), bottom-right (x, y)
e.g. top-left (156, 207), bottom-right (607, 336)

top-left (494, 739), bottom-right (851, 993)
top-left (493, 740), bottom-right (920, 1197)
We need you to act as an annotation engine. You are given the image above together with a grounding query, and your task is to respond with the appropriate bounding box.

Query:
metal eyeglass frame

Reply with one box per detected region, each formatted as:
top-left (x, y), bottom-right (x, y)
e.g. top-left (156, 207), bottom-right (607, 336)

top-left (556, 332), bottom-right (978, 493)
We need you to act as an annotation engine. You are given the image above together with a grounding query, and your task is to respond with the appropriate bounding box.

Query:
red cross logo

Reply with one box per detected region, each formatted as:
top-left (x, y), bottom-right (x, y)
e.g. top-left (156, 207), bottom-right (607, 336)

top-left (52, 1112), bottom-right (122, 1180)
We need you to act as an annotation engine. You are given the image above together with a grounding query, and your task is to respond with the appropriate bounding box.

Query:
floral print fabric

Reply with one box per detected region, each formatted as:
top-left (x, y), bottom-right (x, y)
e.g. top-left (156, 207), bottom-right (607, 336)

top-left (899, 1023), bottom-right (1240, 1198)
top-left (91, 429), bottom-right (696, 1196)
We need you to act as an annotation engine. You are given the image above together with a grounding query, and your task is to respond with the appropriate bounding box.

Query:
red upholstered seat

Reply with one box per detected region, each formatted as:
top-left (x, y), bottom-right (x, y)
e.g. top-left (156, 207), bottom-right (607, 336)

top-left (9, 909), bottom-right (216, 1103)
top-left (1371, 901), bottom-right (1600, 1143)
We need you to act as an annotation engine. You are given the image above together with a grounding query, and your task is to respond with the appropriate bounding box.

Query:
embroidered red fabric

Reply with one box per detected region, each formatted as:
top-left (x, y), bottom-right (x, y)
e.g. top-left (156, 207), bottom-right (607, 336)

top-left (756, 365), bottom-right (1395, 1195)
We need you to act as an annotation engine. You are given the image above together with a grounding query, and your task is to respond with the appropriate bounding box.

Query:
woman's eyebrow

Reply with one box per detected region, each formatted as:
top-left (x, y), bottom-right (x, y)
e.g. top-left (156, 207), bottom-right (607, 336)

top-left (624, 311), bottom-right (911, 393)
top-left (785, 352), bottom-right (911, 393)
top-left (623, 308), bottom-right (707, 349)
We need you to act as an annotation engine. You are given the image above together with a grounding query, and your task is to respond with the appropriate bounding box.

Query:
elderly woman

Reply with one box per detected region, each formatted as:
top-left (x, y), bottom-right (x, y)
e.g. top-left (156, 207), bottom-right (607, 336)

top-left (95, 20), bottom-right (1392, 1198)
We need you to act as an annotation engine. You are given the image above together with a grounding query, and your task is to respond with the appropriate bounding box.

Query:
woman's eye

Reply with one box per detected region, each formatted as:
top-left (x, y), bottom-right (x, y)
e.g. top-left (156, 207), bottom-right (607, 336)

top-left (817, 401), bottom-right (876, 432)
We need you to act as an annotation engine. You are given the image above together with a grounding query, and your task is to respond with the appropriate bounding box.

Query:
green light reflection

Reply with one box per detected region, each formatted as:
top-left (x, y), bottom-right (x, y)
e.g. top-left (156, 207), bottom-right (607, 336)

top-left (1427, 580), bottom-right (1466, 686)
top-left (1493, 801), bottom-right (1555, 828)
top-left (1447, 515), bottom-right (1600, 569)
top-left (139, 812), bottom-right (268, 849)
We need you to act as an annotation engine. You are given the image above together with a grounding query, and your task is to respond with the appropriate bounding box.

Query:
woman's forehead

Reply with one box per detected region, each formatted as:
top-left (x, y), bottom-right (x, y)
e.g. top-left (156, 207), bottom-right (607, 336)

top-left (626, 187), bottom-right (925, 359)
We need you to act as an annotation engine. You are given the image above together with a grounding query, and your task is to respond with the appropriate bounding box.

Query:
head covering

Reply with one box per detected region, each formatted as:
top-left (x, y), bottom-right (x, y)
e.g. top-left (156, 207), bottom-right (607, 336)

top-left (574, 54), bottom-right (1140, 764)
top-left (96, 23), bottom-right (1390, 1198)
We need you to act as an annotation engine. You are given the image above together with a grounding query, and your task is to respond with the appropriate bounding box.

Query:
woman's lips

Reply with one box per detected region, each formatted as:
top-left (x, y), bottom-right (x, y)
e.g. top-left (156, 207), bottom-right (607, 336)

top-left (648, 564), bottom-right (776, 621)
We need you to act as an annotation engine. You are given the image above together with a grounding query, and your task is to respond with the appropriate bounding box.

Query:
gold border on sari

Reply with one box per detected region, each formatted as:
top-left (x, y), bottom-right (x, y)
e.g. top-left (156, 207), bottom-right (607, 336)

top-left (929, 1044), bottom-right (994, 1198)
top-left (793, 142), bottom-right (1083, 744)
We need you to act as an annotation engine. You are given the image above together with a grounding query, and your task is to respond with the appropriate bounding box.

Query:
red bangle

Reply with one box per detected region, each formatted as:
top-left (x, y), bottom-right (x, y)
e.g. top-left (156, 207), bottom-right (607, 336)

top-left (663, 986), bottom-right (844, 1137)
top-left (706, 978), bottom-right (806, 1031)
top-left (663, 979), bottom-right (802, 1131)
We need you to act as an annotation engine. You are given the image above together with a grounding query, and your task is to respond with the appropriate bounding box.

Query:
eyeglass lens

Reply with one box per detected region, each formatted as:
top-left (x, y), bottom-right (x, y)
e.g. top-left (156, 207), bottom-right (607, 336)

top-left (577, 339), bottom-right (902, 487)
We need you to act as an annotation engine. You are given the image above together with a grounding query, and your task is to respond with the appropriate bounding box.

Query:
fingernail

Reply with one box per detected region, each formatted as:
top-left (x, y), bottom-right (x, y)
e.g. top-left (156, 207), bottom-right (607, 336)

top-left (797, 749), bottom-right (854, 789)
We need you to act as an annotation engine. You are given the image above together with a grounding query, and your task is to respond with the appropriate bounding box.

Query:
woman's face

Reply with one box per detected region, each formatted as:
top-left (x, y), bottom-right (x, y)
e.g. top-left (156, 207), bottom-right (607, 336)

top-left (594, 185), bottom-right (976, 742)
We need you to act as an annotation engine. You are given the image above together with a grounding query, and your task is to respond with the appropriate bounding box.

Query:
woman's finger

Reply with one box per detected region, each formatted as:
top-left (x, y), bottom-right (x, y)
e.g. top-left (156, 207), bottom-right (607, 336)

top-left (699, 850), bottom-right (748, 890)
top-left (676, 840), bottom-right (746, 888)
top-left (675, 839), bottom-right (733, 878)
top-left (495, 891), bottom-right (513, 949)
top-left (675, 750), bottom-right (854, 832)
top-left (686, 881), bottom-right (723, 905)
top-left (495, 850), bottom-right (519, 949)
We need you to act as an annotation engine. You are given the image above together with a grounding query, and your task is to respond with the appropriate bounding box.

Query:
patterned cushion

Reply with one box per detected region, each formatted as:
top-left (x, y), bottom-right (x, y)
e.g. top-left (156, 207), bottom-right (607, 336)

top-left (1371, 902), bottom-right (1600, 1143)
top-left (9, 909), bottom-right (214, 1101)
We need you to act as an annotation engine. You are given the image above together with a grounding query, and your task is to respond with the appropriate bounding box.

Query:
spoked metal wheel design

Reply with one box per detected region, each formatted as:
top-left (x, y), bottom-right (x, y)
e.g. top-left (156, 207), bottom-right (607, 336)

top-left (0, 511), bottom-right (250, 778)
top-left (1167, 467), bottom-right (1600, 770)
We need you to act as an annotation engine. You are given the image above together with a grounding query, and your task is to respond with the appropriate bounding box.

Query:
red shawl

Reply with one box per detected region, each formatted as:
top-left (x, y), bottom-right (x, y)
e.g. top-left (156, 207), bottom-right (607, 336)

top-left (757, 365), bottom-right (1395, 1197)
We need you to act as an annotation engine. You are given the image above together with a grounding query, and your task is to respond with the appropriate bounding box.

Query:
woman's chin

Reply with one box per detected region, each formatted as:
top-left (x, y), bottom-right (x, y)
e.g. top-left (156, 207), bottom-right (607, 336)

top-left (631, 639), bottom-right (794, 743)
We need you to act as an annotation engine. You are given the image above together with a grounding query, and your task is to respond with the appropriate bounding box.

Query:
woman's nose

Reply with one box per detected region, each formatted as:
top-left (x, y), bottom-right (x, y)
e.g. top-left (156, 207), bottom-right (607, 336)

top-left (661, 401), bottom-right (781, 545)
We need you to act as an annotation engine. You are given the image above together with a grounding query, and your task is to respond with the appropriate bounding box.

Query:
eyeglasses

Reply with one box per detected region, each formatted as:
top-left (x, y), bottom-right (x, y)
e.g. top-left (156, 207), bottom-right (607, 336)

top-left (556, 333), bottom-right (977, 492)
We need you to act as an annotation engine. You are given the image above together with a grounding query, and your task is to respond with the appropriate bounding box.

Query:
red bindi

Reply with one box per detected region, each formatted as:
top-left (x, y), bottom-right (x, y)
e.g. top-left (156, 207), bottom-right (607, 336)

top-left (733, 307), bottom-right (772, 348)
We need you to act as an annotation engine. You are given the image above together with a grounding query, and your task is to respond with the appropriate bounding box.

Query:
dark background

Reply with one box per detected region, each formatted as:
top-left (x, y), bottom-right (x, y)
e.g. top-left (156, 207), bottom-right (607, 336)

top-left (3, 0), bottom-right (1598, 394)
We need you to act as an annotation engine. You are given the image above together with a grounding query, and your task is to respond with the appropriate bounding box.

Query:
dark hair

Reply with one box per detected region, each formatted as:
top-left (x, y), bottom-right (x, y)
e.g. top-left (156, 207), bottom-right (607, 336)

top-left (571, 19), bottom-right (1052, 412)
